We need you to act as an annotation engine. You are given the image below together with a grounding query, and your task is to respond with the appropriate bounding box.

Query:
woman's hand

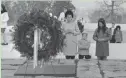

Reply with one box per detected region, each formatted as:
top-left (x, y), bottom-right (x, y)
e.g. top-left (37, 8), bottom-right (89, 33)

top-left (73, 32), bottom-right (78, 36)
top-left (73, 30), bottom-right (80, 36)
top-left (67, 29), bottom-right (73, 33)
top-left (66, 29), bottom-right (74, 34)
top-left (98, 38), bottom-right (105, 42)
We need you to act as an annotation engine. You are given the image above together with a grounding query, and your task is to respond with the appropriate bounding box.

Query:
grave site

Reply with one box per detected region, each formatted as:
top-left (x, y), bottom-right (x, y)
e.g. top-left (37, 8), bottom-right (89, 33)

top-left (1, 0), bottom-right (126, 78)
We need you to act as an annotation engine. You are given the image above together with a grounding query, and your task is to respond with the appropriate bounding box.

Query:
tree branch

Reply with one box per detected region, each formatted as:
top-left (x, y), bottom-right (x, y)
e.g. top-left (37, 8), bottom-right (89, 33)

top-left (103, 0), bottom-right (111, 7)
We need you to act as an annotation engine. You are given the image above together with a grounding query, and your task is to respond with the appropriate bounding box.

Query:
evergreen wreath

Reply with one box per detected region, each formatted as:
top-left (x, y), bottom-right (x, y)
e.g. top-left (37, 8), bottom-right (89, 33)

top-left (13, 8), bottom-right (65, 61)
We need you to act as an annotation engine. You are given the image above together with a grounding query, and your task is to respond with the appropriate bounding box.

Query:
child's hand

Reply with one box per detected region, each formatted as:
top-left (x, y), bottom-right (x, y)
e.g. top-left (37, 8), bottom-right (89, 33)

top-left (98, 38), bottom-right (105, 41)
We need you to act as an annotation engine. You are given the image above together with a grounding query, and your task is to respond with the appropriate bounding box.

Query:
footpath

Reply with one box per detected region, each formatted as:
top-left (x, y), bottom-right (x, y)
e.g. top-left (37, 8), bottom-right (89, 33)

top-left (1, 59), bottom-right (126, 78)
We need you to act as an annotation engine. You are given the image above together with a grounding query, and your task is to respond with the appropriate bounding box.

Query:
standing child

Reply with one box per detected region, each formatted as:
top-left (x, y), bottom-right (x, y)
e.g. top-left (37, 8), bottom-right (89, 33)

top-left (93, 18), bottom-right (111, 60)
top-left (78, 31), bottom-right (91, 59)
top-left (114, 25), bottom-right (123, 43)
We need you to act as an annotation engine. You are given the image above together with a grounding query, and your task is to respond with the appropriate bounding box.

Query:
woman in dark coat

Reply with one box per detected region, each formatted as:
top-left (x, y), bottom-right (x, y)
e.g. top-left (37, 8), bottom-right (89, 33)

top-left (114, 25), bottom-right (123, 43)
top-left (93, 18), bottom-right (111, 60)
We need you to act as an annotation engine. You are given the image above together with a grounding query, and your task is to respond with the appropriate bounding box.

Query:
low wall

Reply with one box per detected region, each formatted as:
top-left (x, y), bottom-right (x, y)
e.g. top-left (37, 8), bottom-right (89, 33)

top-left (56, 43), bottom-right (126, 60)
top-left (89, 43), bottom-right (126, 60)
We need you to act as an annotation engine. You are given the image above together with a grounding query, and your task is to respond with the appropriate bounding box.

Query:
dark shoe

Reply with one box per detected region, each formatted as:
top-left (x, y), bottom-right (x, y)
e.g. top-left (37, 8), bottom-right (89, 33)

top-left (100, 57), bottom-right (104, 60)
top-left (79, 55), bottom-right (84, 59)
top-left (85, 55), bottom-right (91, 59)
top-left (1, 43), bottom-right (8, 45)
top-left (4, 43), bottom-right (8, 45)
top-left (5, 43), bottom-right (8, 45)
top-left (103, 56), bottom-right (107, 60)
top-left (97, 56), bottom-right (103, 60)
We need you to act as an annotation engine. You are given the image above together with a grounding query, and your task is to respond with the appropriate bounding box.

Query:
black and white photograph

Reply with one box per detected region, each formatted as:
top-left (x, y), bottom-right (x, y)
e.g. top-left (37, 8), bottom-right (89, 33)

top-left (1, 0), bottom-right (126, 78)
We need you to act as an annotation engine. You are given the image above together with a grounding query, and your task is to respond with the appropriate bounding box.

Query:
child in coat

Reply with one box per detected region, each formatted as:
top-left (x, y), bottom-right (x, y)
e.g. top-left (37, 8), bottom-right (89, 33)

top-left (78, 31), bottom-right (91, 59)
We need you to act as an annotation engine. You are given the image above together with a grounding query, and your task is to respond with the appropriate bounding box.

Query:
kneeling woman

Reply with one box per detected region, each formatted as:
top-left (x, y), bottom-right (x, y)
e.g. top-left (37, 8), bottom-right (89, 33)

top-left (93, 18), bottom-right (111, 60)
top-left (62, 10), bottom-right (80, 59)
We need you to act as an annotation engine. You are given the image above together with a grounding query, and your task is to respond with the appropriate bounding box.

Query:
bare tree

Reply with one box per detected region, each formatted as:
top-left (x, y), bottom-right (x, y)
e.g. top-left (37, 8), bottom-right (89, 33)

top-left (90, 0), bottom-right (126, 23)
top-left (103, 0), bottom-right (125, 22)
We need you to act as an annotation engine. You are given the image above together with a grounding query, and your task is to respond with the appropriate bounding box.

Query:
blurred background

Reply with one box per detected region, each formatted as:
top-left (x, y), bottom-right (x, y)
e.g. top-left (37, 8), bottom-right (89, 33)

top-left (1, 0), bottom-right (126, 25)
top-left (2, 0), bottom-right (126, 43)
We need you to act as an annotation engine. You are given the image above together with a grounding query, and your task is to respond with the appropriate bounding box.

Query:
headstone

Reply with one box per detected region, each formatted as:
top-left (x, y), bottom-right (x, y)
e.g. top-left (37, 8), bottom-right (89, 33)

top-left (14, 60), bottom-right (76, 77)
top-left (77, 59), bottom-right (102, 78)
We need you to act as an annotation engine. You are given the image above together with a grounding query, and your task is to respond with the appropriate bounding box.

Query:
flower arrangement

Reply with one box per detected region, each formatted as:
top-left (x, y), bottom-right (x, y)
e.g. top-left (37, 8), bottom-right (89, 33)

top-left (13, 8), bottom-right (65, 61)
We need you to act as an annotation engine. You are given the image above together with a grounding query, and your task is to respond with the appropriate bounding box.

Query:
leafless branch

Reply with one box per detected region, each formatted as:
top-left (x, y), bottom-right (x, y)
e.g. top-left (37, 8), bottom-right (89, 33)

top-left (105, 12), bottom-right (111, 19)
top-left (114, 0), bottom-right (126, 7)
top-left (103, 0), bottom-right (111, 7)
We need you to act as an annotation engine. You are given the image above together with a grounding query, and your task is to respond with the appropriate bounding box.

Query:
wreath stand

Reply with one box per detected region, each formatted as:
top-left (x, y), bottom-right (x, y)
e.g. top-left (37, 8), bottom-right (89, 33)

top-left (14, 27), bottom-right (78, 78)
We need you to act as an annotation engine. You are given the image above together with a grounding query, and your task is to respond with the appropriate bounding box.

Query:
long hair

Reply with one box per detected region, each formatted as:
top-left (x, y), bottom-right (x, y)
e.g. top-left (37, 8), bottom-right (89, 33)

top-left (97, 18), bottom-right (107, 33)
top-left (1, 4), bottom-right (7, 14)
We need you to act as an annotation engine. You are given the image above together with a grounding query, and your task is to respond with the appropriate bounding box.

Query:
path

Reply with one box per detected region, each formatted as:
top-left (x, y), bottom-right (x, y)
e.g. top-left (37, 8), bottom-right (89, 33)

top-left (2, 59), bottom-right (126, 78)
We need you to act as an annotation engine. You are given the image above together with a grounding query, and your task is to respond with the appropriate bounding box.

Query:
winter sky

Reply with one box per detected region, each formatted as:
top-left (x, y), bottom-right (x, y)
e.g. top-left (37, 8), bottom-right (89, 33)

top-left (72, 0), bottom-right (126, 10)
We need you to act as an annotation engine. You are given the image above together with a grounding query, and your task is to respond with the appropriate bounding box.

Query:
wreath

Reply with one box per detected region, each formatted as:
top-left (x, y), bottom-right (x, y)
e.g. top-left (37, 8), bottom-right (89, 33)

top-left (13, 9), bottom-right (65, 61)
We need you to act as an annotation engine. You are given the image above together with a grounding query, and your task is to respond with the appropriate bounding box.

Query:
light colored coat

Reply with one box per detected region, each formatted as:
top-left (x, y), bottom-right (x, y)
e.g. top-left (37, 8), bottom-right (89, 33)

top-left (78, 39), bottom-right (90, 55)
top-left (115, 30), bottom-right (123, 43)
top-left (1, 12), bottom-right (9, 28)
top-left (62, 22), bottom-right (80, 56)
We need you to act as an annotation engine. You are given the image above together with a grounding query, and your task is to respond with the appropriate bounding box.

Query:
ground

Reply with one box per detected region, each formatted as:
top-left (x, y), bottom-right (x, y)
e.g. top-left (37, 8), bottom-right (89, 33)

top-left (1, 59), bottom-right (126, 78)
top-left (1, 24), bottom-right (126, 78)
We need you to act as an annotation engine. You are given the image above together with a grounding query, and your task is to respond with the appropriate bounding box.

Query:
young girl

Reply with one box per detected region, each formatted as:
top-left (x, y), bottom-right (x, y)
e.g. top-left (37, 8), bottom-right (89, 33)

top-left (93, 18), bottom-right (111, 60)
top-left (78, 31), bottom-right (91, 59)
top-left (114, 25), bottom-right (123, 43)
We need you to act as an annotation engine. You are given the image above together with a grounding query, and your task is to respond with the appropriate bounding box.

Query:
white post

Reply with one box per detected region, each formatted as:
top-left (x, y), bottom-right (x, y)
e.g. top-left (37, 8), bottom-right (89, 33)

top-left (33, 28), bottom-right (38, 68)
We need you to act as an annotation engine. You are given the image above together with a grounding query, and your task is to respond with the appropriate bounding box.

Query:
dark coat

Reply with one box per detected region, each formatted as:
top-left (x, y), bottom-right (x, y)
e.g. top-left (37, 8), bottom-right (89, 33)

top-left (77, 21), bottom-right (84, 33)
top-left (93, 28), bottom-right (111, 56)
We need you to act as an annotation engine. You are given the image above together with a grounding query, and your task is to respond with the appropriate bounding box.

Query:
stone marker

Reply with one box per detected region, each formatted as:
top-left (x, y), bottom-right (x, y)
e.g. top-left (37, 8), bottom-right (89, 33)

top-left (77, 59), bottom-right (102, 78)
top-left (14, 59), bottom-right (76, 77)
